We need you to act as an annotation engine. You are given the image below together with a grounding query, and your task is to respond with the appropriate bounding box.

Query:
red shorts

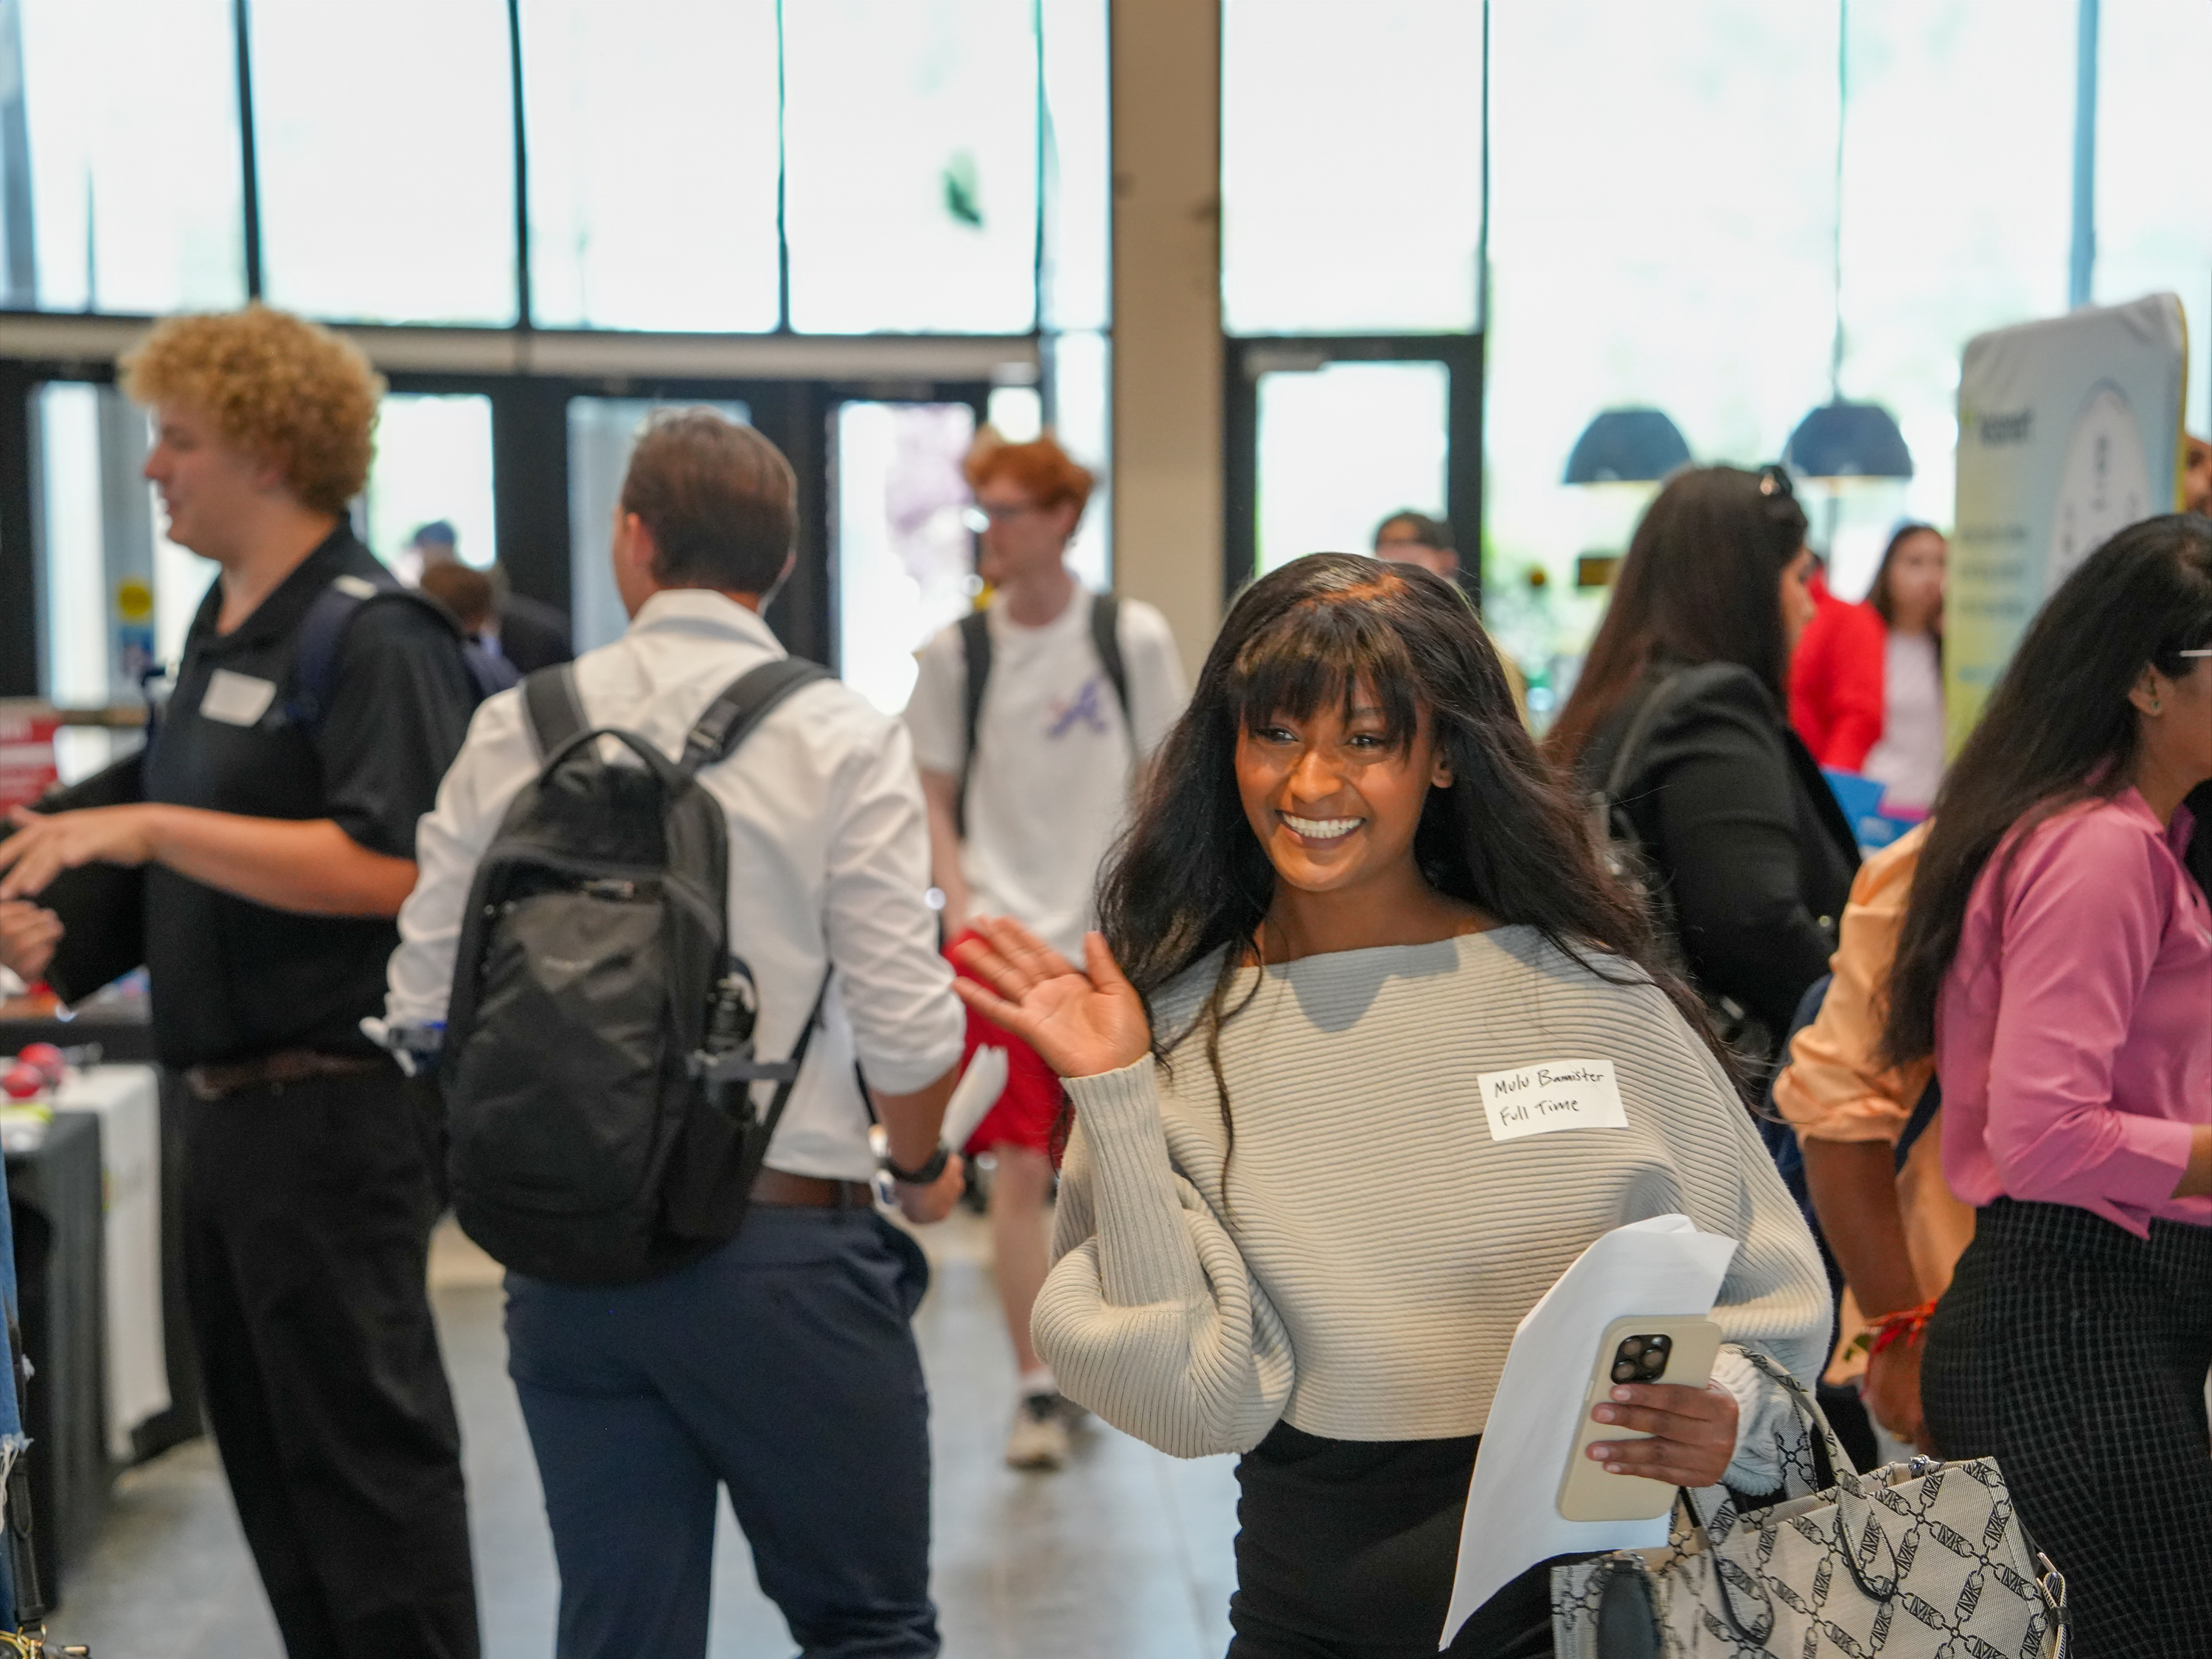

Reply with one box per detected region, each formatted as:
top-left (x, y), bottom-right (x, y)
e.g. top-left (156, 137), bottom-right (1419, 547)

top-left (945, 930), bottom-right (1064, 1156)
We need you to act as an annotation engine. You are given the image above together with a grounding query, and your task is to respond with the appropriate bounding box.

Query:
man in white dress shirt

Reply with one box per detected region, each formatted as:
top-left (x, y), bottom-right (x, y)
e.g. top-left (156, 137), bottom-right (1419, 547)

top-left (384, 410), bottom-right (967, 1659)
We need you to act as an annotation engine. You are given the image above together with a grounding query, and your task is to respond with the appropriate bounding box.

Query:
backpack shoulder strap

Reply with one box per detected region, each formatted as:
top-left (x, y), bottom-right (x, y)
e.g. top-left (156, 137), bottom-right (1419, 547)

top-left (523, 663), bottom-right (591, 764)
top-left (956, 608), bottom-right (992, 835)
top-left (286, 571), bottom-right (393, 726)
top-left (292, 568), bottom-right (495, 727)
top-left (1090, 592), bottom-right (1133, 733)
top-left (679, 656), bottom-right (832, 776)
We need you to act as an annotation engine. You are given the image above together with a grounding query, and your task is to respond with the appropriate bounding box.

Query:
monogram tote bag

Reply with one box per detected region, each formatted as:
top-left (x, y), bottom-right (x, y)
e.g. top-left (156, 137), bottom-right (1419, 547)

top-left (1551, 1352), bottom-right (2070, 1658)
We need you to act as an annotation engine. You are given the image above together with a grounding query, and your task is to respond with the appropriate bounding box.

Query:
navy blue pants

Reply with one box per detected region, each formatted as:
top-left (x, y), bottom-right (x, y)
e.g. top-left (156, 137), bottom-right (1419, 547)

top-left (505, 1206), bottom-right (939, 1659)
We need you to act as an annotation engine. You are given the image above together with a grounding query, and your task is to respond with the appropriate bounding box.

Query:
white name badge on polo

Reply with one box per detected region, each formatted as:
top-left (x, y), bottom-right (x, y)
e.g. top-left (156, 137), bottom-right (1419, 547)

top-left (198, 669), bottom-right (279, 727)
top-left (1475, 1059), bottom-right (1628, 1143)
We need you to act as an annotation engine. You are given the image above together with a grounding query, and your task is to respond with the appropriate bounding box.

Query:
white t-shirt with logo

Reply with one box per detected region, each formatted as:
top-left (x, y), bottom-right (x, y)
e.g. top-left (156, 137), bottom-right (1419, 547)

top-left (905, 588), bottom-right (1187, 959)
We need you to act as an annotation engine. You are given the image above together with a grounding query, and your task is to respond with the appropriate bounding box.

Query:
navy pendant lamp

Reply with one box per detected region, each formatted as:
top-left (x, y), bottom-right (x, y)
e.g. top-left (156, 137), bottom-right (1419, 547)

top-left (1783, 400), bottom-right (1913, 480)
top-left (1788, 0), bottom-right (1913, 484)
top-left (1562, 407), bottom-right (1693, 484)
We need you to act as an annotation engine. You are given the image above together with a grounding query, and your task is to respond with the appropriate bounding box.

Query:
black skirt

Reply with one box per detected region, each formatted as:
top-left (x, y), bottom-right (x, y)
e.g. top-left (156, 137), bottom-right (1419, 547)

top-left (1921, 1197), bottom-right (2212, 1658)
top-left (1226, 1422), bottom-right (1568, 1659)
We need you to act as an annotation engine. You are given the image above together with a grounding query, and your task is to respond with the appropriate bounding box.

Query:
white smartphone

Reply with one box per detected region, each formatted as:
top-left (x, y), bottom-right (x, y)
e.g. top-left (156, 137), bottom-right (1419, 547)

top-left (1556, 1315), bottom-right (1724, 1523)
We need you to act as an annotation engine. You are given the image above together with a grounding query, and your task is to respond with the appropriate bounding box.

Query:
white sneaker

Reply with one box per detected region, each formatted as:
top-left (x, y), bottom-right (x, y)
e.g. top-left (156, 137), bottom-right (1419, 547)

top-left (1004, 1391), bottom-right (1072, 1471)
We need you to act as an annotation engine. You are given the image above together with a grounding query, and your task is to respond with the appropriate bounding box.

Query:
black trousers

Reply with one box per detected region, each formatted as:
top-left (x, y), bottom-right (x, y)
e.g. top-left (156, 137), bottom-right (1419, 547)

top-left (1228, 1424), bottom-right (1562, 1658)
top-left (183, 1065), bottom-right (479, 1659)
top-left (1921, 1197), bottom-right (2212, 1658)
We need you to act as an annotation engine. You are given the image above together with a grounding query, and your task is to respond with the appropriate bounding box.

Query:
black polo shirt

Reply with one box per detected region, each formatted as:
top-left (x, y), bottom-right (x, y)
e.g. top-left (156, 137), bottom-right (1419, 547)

top-left (142, 526), bottom-right (478, 1068)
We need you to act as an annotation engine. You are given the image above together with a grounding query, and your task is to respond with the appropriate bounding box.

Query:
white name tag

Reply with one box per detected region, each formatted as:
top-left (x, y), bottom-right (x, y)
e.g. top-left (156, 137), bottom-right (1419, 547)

top-left (198, 669), bottom-right (277, 727)
top-left (1476, 1058), bottom-right (1628, 1142)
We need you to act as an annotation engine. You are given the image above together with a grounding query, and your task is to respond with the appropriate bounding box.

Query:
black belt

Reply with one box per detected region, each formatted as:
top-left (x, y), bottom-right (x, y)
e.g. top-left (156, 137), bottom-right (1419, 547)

top-left (184, 1048), bottom-right (391, 1101)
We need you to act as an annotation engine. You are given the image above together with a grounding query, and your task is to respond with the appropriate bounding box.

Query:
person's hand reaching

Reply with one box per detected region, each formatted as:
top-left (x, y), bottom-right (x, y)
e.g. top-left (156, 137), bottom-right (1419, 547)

top-left (950, 917), bottom-right (1151, 1080)
top-left (0, 900), bottom-right (63, 984)
top-left (1862, 1337), bottom-right (1930, 1448)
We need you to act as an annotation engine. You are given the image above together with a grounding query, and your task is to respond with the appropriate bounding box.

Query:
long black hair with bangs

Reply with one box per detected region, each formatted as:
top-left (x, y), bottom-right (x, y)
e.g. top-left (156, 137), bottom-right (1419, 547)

top-left (1094, 554), bottom-right (1731, 1166)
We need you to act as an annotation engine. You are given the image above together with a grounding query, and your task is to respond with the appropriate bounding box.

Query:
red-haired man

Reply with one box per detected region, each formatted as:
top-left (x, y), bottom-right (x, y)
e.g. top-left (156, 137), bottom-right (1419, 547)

top-left (905, 431), bottom-right (1187, 1469)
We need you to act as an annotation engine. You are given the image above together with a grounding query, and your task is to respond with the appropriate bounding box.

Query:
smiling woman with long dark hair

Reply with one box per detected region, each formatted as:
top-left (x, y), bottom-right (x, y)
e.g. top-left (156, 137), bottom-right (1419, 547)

top-left (952, 555), bottom-right (1828, 1658)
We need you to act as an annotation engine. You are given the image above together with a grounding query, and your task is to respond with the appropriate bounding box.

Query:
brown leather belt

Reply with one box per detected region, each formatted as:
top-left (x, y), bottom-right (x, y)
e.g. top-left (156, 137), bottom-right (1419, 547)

top-left (184, 1048), bottom-right (392, 1102)
top-left (751, 1168), bottom-right (876, 1210)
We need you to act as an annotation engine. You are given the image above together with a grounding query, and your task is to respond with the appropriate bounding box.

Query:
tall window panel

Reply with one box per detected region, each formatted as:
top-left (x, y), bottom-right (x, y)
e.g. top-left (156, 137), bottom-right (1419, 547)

top-left (248, 0), bottom-right (518, 325)
top-left (2094, 0), bottom-right (2212, 445)
top-left (1828, 0), bottom-right (2073, 590)
top-left (783, 0), bottom-right (1039, 334)
top-left (1220, 0), bottom-right (1483, 335)
top-left (1040, 0), bottom-right (1109, 333)
top-left (521, 0), bottom-right (782, 333)
top-left (361, 393), bottom-right (497, 574)
top-left (6, 0), bottom-right (245, 313)
top-left (1051, 329), bottom-right (1112, 591)
top-left (1483, 0), bottom-right (1837, 650)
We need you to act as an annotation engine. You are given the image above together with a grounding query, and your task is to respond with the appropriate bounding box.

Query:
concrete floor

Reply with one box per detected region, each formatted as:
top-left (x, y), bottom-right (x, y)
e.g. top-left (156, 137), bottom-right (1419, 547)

top-left (49, 1211), bottom-right (1241, 1658)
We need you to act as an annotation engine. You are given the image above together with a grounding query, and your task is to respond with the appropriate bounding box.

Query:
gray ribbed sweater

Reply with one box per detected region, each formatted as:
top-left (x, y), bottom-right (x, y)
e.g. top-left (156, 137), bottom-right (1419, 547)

top-left (1033, 926), bottom-right (1831, 1460)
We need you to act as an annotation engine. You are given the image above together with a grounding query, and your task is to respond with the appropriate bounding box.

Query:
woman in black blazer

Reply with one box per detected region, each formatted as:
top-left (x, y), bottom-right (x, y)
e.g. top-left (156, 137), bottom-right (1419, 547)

top-left (1549, 465), bottom-right (1860, 1072)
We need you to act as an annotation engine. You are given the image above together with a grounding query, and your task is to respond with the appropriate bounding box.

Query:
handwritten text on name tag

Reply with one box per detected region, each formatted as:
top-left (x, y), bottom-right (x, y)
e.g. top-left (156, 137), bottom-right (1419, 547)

top-left (1475, 1059), bottom-right (1627, 1142)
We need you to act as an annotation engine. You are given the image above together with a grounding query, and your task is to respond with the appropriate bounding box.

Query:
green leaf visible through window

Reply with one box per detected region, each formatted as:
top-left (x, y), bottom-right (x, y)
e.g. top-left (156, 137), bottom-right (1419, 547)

top-left (942, 151), bottom-right (984, 229)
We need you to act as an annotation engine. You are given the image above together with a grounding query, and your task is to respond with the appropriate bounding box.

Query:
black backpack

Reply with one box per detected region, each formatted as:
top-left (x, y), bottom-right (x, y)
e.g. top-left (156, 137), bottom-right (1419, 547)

top-left (440, 656), bottom-right (832, 1285)
top-left (956, 593), bottom-right (1129, 832)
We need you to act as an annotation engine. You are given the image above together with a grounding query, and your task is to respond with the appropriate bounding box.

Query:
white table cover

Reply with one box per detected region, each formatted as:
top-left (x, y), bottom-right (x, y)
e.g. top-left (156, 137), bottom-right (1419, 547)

top-left (52, 1065), bottom-right (170, 1458)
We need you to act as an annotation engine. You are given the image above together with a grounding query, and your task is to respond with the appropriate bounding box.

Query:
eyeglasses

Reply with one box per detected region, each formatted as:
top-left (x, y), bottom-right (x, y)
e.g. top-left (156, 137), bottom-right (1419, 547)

top-left (961, 501), bottom-right (1043, 534)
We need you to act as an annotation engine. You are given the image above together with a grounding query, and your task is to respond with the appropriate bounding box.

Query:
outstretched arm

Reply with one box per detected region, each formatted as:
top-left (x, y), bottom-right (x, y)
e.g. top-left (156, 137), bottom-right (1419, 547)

top-left (954, 917), bottom-right (1294, 1455)
top-left (1, 804), bottom-right (416, 917)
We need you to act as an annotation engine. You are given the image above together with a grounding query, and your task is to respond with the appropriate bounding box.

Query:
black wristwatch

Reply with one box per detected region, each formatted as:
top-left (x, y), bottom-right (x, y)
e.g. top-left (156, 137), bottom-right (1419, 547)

top-left (877, 1141), bottom-right (951, 1187)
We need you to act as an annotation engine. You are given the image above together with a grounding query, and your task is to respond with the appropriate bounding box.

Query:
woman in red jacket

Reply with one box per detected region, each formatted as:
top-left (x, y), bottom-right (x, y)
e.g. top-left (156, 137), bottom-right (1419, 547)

top-left (1790, 524), bottom-right (1947, 810)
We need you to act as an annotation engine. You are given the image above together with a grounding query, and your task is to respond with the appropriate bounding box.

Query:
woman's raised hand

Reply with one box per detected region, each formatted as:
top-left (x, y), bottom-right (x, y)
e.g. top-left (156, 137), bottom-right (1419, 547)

top-left (951, 917), bottom-right (1151, 1080)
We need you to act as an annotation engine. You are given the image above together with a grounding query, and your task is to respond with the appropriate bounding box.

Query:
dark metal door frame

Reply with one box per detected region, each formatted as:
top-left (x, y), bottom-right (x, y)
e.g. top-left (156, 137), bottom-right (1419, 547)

top-left (0, 364), bottom-right (1004, 694)
top-left (1222, 333), bottom-right (1484, 611)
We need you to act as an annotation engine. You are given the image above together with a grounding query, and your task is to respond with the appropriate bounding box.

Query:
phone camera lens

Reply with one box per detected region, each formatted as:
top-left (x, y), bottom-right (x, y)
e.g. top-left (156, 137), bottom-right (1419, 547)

top-left (1619, 1338), bottom-right (1645, 1360)
top-left (1611, 1360), bottom-right (1639, 1384)
top-left (1646, 1335), bottom-right (1671, 1352)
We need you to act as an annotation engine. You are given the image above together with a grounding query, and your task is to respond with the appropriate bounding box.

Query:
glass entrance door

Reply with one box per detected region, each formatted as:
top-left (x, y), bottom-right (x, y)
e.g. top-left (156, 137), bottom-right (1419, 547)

top-left (1224, 335), bottom-right (1483, 605)
top-left (831, 398), bottom-right (981, 717)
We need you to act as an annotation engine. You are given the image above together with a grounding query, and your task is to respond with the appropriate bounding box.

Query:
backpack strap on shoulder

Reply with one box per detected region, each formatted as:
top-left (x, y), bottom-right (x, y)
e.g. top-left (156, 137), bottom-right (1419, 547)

top-left (285, 571), bottom-right (395, 726)
top-left (679, 656), bottom-right (832, 776)
top-left (1089, 591), bottom-right (1133, 733)
top-left (955, 609), bottom-right (992, 836)
top-left (523, 663), bottom-right (591, 764)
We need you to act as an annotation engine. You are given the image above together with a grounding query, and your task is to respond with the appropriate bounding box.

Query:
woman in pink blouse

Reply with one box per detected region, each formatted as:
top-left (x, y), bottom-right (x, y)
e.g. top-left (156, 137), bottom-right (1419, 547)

top-left (1883, 513), bottom-right (2212, 1657)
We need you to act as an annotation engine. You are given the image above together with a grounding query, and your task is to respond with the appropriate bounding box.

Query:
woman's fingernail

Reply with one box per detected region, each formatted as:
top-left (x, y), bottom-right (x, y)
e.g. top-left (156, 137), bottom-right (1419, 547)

top-left (1593, 1406), bottom-right (1615, 1423)
top-left (1612, 1386), bottom-right (1633, 1402)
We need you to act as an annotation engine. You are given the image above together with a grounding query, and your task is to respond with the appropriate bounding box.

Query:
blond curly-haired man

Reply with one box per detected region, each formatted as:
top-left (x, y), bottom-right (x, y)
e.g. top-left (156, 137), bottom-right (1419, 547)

top-left (0, 305), bottom-right (483, 1658)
